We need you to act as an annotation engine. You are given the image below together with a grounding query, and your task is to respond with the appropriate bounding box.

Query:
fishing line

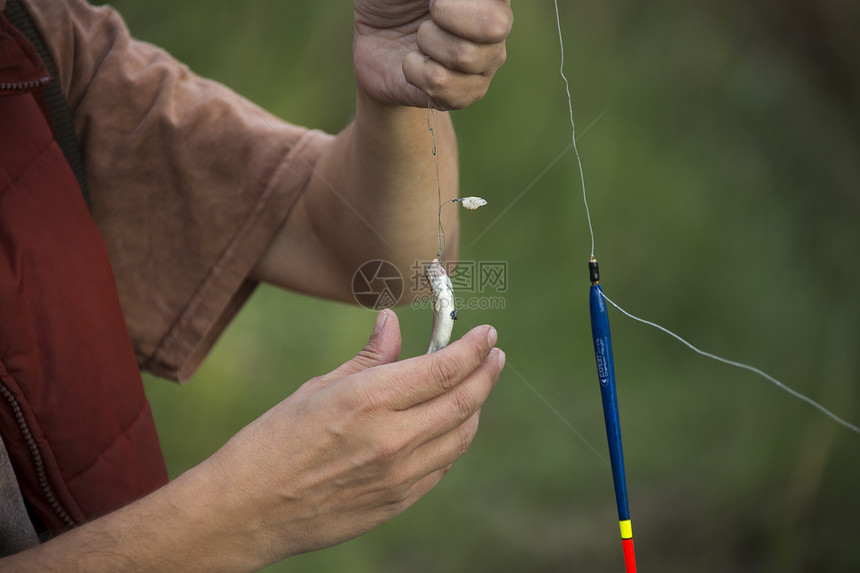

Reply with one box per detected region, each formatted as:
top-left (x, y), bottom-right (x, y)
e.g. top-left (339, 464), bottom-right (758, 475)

top-left (427, 101), bottom-right (489, 261)
top-left (553, 0), bottom-right (595, 259)
top-left (551, 0), bottom-right (859, 435)
top-left (427, 99), bottom-right (446, 261)
top-left (601, 292), bottom-right (860, 435)
top-left (507, 363), bottom-right (609, 465)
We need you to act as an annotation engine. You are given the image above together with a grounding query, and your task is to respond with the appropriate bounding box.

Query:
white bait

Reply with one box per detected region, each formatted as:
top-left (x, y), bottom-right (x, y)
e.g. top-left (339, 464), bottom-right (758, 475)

top-left (458, 196), bottom-right (487, 210)
top-left (425, 258), bottom-right (457, 354)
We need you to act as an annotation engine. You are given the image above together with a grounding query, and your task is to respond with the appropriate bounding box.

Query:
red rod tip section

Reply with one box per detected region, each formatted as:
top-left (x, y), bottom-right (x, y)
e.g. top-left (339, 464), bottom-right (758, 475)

top-left (621, 538), bottom-right (637, 573)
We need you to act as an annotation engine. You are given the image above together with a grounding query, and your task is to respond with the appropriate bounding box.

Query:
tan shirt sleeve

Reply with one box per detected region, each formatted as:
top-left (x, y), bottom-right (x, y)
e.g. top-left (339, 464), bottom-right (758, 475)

top-left (24, 0), bottom-right (335, 382)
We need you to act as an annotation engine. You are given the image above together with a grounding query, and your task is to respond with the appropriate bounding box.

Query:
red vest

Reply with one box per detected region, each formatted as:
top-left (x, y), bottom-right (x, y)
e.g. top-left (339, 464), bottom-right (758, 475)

top-left (0, 11), bottom-right (167, 536)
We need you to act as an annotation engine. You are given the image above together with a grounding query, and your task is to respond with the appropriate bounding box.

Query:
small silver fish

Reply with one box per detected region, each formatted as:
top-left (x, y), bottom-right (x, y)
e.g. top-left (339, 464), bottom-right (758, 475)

top-left (425, 258), bottom-right (457, 354)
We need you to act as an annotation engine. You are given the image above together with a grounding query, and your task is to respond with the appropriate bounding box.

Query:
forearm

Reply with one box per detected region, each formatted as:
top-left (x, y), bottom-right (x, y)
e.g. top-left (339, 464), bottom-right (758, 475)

top-left (252, 89), bottom-right (460, 302)
top-left (319, 88), bottom-right (460, 283)
top-left (0, 466), bottom-right (264, 573)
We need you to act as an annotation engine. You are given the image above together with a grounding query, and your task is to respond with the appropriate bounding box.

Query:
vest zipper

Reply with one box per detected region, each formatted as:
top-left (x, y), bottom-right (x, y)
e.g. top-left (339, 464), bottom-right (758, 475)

top-left (0, 381), bottom-right (77, 529)
top-left (0, 76), bottom-right (50, 91)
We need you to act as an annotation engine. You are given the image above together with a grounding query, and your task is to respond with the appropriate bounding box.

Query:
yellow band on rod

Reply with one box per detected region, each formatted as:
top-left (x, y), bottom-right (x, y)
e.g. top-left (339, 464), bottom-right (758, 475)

top-left (619, 520), bottom-right (633, 539)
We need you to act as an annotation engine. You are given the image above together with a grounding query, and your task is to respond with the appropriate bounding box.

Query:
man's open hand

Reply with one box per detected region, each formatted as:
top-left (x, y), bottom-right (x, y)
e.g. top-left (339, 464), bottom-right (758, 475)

top-left (201, 310), bottom-right (505, 564)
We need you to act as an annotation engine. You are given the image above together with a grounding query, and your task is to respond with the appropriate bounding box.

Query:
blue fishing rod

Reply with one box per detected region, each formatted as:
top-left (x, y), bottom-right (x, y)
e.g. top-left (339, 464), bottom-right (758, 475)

top-left (588, 257), bottom-right (637, 572)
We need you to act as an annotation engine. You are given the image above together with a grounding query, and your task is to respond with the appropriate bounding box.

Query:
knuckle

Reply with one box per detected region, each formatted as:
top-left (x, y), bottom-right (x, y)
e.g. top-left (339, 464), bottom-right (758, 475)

top-left (371, 435), bottom-right (403, 463)
top-left (302, 374), bottom-right (326, 389)
top-left (448, 41), bottom-right (479, 70)
top-left (484, 7), bottom-right (514, 42)
top-left (428, 354), bottom-right (462, 390)
top-left (493, 45), bottom-right (507, 69)
top-left (457, 424), bottom-right (476, 457)
top-left (453, 386), bottom-right (478, 420)
top-left (353, 345), bottom-right (384, 368)
top-left (382, 468), bottom-right (413, 499)
top-left (467, 337), bottom-right (488, 368)
top-left (472, 84), bottom-right (490, 106)
top-left (431, 0), bottom-right (456, 18)
top-left (423, 63), bottom-right (449, 94)
top-left (440, 98), bottom-right (467, 112)
top-left (347, 384), bottom-right (385, 414)
top-left (435, 95), bottom-right (467, 112)
top-left (386, 488), bottom-right (412, 510)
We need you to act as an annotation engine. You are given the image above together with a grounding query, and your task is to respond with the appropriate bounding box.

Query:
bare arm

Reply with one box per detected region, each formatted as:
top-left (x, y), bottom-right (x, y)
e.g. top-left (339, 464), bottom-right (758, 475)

top-left (1, 312), bottom-right (504, 572)
top-left (251, 0), bottom-right (512, 301)
top-left (0, 467), bottom-right (257, 572)
top-left (250, 94), bottom-right (459, 302)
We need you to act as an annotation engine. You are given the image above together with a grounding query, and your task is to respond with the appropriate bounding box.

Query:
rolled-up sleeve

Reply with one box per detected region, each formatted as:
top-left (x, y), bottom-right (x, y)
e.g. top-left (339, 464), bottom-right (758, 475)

top-left (25, 0), bottom-right (334, 381)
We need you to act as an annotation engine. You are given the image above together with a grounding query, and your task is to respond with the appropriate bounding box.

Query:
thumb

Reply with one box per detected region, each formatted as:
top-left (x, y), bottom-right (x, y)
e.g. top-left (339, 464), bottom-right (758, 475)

top-left (325, 309), bottom-right (402, 381)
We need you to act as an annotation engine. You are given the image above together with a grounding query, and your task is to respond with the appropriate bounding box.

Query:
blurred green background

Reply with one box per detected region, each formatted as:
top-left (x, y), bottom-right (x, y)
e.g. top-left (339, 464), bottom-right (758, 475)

top-left (110, 0), bottom-right (859, 571)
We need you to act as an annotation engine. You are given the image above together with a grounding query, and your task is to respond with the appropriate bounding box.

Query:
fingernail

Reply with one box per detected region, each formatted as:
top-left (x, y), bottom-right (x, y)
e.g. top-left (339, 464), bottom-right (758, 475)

top-left (486, 326), bottom-right (498, 347)
top-left (495, 348), bottom-right (506, 370)
top-left (373, 309), bottom-right (389, 336)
